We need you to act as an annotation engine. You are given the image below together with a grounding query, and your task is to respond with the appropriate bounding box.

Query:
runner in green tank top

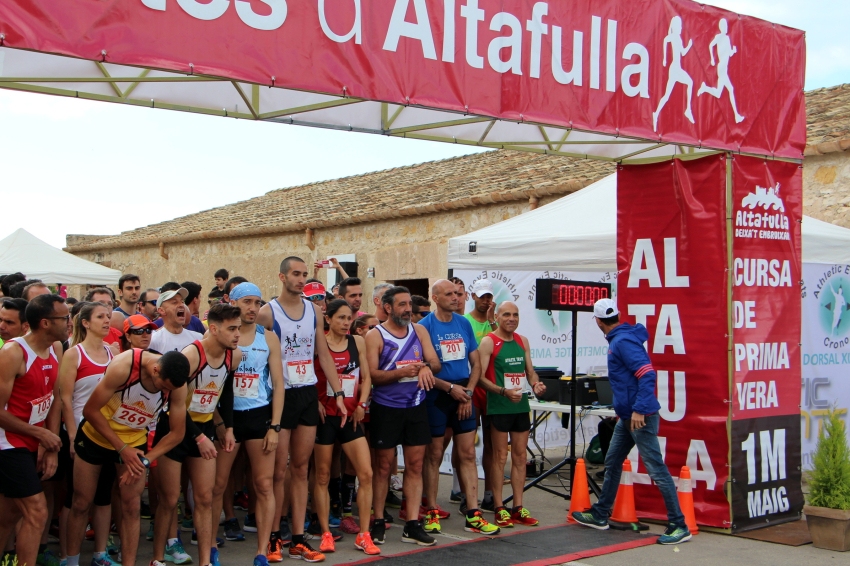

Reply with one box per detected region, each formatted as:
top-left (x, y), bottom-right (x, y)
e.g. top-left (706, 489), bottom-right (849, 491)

top-left (477, 301), bottom-right (547, 530)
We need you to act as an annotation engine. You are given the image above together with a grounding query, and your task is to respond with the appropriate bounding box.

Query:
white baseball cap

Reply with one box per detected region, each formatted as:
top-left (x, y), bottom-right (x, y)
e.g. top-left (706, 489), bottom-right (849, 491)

top-left (470, 279), bottom-right (494, 297)
top-left (593, 298), bottom-right (619, 319)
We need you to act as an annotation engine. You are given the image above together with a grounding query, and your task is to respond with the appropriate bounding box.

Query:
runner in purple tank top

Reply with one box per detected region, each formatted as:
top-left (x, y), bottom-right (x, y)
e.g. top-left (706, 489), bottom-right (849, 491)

top-left (365, 286), bottom-right (441, 547)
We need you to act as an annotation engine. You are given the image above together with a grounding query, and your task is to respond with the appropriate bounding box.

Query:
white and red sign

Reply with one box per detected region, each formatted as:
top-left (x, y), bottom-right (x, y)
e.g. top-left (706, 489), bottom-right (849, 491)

top-left (617, 155), bottom-right (730, 528)
top-left (730, 156), bottom-right (803, 531)
top-left (0, 0), bottom-right (805, 157)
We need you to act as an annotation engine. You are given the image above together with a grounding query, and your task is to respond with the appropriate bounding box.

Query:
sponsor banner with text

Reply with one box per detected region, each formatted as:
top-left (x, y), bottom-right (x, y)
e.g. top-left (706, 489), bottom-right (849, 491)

top-left (730, 155), bottom-right (802, 531)
top-left (617, 155), bottom-right (730, 527)
top-left (0, 0), bottom-right (805, 157)
top-left (800, 262), bottom-right (850, 470)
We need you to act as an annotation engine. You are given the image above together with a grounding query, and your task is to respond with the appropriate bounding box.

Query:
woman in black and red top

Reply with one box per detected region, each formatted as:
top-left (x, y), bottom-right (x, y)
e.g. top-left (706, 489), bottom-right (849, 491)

top-left (313, 300), bottom-right (379, 556)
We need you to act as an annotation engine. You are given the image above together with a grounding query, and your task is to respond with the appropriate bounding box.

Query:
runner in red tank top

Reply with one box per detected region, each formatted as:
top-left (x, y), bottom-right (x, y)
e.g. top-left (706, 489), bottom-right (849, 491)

top-left (313, 300), bottom-right (379, 556)
top-left (0, 294), bottom-right (68, 566)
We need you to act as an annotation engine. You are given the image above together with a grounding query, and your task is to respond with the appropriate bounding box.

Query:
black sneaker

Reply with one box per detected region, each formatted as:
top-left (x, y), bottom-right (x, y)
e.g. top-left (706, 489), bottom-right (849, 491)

top-left (224, 518), bottom-right (245, 541)
top-left (459, 495), bottom-right (469, 515)
top-left (369, 519), bottom-right (386, 545)
top-left (306, 518), bottom-right (343, 541)
top-left (383, 508), bottom-right (394, 524)
top-left (140, 502), bottom-right (152, 519)
top-left (480, 497), bottom-right (495, 513)
top-left (571, 511), bottom-right (609, 530)
top-left (243, 513), bottom-right (258, 533)
top-left (402, 521), bottom-right (436, 547)
top-left (385, 491), bottom-right (403, 509)
top-left (279, 519), bottom-right (293, 546)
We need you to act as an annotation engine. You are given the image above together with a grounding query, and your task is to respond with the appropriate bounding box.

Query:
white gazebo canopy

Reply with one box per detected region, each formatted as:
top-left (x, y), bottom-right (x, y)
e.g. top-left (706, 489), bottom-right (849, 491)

top-left (0, 228), bottom-right (121, 285)
top-left (447, 173), bottom-right (850, 271)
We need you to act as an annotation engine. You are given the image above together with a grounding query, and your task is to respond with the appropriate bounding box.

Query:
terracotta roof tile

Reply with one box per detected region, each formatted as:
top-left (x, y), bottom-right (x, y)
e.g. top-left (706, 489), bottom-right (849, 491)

top-left (805, 83), bottom-right (850, 154)
top-left (66, 151), bottom-right (612, 252)
top-left (67, 84), bottom-right (850, 252)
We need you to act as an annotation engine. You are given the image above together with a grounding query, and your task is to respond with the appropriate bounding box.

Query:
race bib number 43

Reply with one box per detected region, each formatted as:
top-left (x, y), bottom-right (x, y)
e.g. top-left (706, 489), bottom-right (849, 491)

top-left (188, 389), bottom-right (220, 414)
top-left (439, 339), bottom-right (466, 362)
top-left (234, 373), bottom-right (260, 398)
top-left (29, 393), bottom-right (53, 425)
top-left (286, 360), bottom-right (314, 385)
top-left (112, 403), bottom-right (154, 429)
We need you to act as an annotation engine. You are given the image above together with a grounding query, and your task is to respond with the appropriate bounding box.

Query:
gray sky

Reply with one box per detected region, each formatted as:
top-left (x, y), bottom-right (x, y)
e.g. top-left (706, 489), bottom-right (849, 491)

top-left (1, 0), bottom-right (846, 249)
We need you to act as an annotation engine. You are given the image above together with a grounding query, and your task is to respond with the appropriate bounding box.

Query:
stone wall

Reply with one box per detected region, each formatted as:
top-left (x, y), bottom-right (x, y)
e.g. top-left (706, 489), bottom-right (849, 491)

top-left (69, 197), bottom-right (556, 305)
top-left (803, 152), bottom-right (850, 227)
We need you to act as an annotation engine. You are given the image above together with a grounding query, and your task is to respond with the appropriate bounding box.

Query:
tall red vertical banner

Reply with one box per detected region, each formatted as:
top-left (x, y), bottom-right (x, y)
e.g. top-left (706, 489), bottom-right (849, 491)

top-left (618, 155), bottom-right (730, 528)
top-left (730, 156), bottom-right (803, 531)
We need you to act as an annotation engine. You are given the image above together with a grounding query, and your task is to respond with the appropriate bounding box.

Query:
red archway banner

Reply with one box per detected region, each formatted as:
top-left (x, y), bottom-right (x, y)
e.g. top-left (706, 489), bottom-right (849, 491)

top-left (0, 0), bottom-right (805, 158)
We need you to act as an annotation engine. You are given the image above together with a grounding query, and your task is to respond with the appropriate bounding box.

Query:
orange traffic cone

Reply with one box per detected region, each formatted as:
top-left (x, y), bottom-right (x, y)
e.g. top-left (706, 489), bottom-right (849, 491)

top-left (677, 466), bottom-right (699, 534)
top-left (566, 458), bottom-right (592, 522)
top-left (609, 459), bottom-right (649, 531)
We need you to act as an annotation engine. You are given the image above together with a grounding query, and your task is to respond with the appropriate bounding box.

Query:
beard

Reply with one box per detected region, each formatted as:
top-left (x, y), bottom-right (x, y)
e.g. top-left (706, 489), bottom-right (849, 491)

top-left (390, 313), bottom-right (411, 327)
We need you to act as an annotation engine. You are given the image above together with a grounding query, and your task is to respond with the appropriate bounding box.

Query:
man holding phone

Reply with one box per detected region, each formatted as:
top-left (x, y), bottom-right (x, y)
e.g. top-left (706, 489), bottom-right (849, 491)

top-left (571, 299), bottom-right (691, 546)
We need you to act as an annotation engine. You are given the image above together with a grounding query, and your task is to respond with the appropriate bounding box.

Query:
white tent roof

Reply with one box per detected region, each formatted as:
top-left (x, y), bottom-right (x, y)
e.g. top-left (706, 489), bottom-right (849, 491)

top-left (447, 174), bottom-right (850, 271)
top-left (0, 229), bottom-right (121, 285)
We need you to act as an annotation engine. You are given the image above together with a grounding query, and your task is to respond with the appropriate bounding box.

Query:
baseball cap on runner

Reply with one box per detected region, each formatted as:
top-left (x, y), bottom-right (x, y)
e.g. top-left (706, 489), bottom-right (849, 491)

top-left (158, 287), bottom-right (188, 306)
top-left (470, 279), bottom-right (494, 297)
top-left (303, 281), bottom-right (326, 299)
top-left (123, 314), bottom-right (157, 334)
top-left (593, 298), bottom-right (619, 319)
top-left (229, 282), bottom-right (262, 301)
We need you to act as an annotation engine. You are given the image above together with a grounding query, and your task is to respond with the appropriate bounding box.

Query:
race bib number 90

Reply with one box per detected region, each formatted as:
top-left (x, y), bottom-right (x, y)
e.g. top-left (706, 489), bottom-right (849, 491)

top-left (234, 373), bottom-right (260, 398)
top-left (505, 372), bottom-right (526, 389)
top-left (188, 389), bottom-right (220, 414)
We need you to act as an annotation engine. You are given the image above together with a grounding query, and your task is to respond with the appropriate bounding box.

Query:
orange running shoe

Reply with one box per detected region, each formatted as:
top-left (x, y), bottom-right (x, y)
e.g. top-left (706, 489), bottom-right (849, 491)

top-left (318, 532), bottom-right (335, 553)
top-left (289, 542), bottom-right (325, 563)
top-left (354, 532), bottom-right (381, 556)
top-left (510, 506), bottom-right (540, 526)
top-left (266, 536), bottom-right (283, 562)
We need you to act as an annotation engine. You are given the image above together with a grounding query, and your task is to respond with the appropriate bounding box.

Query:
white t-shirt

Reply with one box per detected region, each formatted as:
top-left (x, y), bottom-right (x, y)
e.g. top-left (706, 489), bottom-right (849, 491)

top-left (150, 327), bottom-right (203, 354)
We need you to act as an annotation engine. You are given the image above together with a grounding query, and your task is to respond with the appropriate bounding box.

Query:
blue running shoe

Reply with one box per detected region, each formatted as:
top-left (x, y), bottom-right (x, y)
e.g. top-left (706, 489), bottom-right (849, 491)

top-left (210, 547), bottom-right (221, 566)
top-left (252, 554), bottom-right (270, 566)
top-left (657, 523), bottom-right (692, 545)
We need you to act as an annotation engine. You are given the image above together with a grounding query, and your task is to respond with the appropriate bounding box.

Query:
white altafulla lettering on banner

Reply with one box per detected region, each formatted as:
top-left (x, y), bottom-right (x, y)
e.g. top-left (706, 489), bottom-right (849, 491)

top-left (801, 262), bottom-right (850, 470)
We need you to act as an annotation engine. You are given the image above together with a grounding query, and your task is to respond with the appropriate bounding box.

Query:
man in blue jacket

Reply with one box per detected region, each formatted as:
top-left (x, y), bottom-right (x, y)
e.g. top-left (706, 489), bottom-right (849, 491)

top-left (572, 299), bottom-right (691, 545)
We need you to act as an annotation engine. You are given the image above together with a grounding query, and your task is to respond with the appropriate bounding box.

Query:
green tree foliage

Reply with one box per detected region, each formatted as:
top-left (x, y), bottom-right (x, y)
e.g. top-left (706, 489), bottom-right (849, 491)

top-left (808, 408), bottom-right (850, 510)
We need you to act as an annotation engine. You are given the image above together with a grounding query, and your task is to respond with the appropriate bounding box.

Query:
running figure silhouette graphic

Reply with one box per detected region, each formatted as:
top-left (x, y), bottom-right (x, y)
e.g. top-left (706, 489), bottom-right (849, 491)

top-left (830, 283), bottom-right (846, 337)
top-left (653, 16), bottom-right (694, 132)
top-left (698, 18), bottom-right (745, 124)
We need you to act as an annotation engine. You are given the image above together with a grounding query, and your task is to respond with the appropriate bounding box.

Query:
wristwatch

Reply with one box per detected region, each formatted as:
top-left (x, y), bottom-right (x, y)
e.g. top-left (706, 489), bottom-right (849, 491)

top-left (464, 389), bottom-right (473, 397)
top-left (269, 424), bottom-right (281, 433)
top-left (359, 401), bottom-right (369, 410)
top-left (334, 390), bottom-right (345, 398)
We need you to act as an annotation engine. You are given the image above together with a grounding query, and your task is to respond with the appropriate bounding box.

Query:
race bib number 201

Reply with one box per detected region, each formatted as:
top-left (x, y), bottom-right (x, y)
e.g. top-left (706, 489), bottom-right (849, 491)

top-left (439, 339), bottom-right (466, 362)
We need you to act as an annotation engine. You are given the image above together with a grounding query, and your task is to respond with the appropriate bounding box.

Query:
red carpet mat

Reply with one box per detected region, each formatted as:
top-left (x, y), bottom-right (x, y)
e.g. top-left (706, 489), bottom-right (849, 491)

top-left (349, 524), bottom-right (657, 566)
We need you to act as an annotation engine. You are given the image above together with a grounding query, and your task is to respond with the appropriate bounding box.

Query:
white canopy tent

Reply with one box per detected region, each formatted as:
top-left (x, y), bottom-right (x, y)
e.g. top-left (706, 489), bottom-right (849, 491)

top-left (447, 173), bottom-right (850, 270)
top-left (0, 229), bottom-right (122, 285)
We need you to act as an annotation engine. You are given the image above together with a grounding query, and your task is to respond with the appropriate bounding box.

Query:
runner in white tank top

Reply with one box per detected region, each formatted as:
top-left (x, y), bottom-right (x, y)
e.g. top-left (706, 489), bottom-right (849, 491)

top-left (257, 256), bottom-right (347, 562)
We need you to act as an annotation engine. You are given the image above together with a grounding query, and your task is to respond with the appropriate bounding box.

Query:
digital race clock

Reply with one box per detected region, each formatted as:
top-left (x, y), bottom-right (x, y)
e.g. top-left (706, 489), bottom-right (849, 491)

top-left (535, 279), bottom-right (612, 312)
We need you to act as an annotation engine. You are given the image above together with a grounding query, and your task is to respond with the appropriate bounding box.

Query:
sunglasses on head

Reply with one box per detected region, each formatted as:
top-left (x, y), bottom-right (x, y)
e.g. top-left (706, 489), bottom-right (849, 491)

top-left (368, 324), bottom-right (377, 329)
top-left (129, 327), bottom-right (153, 335)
